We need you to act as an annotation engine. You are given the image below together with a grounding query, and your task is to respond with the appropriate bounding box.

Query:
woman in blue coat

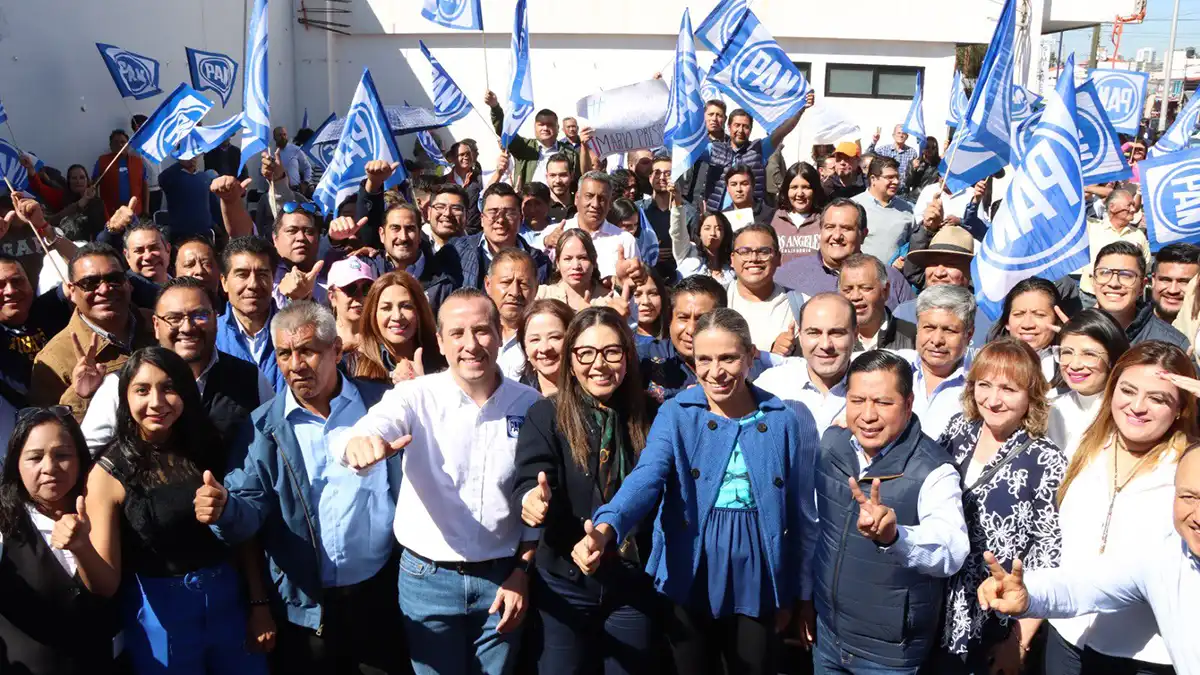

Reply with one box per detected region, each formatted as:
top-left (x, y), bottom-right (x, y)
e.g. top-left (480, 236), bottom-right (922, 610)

top-left (572, 307), bottom-right (821, 675)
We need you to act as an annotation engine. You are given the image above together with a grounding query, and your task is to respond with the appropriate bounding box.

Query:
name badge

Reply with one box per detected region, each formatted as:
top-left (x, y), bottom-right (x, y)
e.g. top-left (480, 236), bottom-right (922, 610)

top-left (506, 415), bottom-right (525, 439)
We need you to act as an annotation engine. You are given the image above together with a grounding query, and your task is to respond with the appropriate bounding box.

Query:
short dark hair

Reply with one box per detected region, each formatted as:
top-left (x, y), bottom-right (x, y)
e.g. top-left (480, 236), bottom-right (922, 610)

top-left (670, 274), bottom-right (728, 308)
top-left (608, 198), bottom-right (639, 224)
top-left (1095, 240), bottom-right (1147, 278)
top-left (69, 242), bottom-right (123, 282)
top-left (546, 153), bottom-right (573, 173)
top-left (109, 128), bottom-right (129, 143)
top-left (705, 100), bottom-right (727, 114)
top-left (849, 349), bottom-right (913, 399)
top-left (0, 253), bottom-right (27, 276)
top-left (172, 235), bottom-right (221, 276)
top-left (1153, 243), bottom-right (1200, 274)
top-left (733, 223), bottom-right (780, 253)
top-left (130, 114), bottom-right (147, 130)
top-left (156, 275), bottom-right (216, 310)
top-left (521, 181), bottom-right (551, 204)
top-left (728, 108), bottom-right (753, 126)
top-left (488, 247), bottom-right (536, 277)
top-left (868, 156), bottom-right (900, 179)
top-left (482, 182), bottom-right (519, 205)
top-left (534, 109), bottom-right (558, 123)
top-left (723, 164), bottom-right (755, 185)
top-left (220, 235), bottom-right (275, 273)
top-left (610, 168), bottom-right (635, 189)
top-left (822, 197), bottom-right (868, 233)
top-left (123, 221), bottom-right (165, 250)
top-left (430, 183), bottom-right (469, 205)
top-left (1051, 308), bottom-right (1130, 389)
top-left (271, 204), bottom-right (319, 235)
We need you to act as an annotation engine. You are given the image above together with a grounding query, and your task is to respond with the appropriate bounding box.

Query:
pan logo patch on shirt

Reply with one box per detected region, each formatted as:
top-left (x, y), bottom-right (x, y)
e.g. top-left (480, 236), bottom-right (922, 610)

top-left (506, 415), bottom-right (525, 438)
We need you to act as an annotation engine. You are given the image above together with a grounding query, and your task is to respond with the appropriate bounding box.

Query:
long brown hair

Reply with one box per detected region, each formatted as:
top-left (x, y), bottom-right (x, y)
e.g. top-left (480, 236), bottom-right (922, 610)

top-left (1059, 341), bottom-right (1199, 503)
top-left (555, 307), bottom-right (650, 469)
top-left (350, 271), bottom-right (445, 381)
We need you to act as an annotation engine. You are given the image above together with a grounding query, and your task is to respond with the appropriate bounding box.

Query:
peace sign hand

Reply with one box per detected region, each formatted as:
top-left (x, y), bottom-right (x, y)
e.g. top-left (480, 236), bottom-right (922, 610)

top-left (848, 477), bottom-right (898, 545)
top-left (976, 552), bottom-right (1029, 615)
top-left (277, 260), bottom-right (325, 301)
top-left (71, 332), bottom-right (104, 399)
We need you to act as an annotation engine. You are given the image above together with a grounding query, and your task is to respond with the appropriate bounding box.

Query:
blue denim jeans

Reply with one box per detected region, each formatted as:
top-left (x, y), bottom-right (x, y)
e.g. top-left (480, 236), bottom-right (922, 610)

top-left (398, 549), bottom-right (521, 675)
top-left (812, 618), bottom-right (921, 675)
top-left (122, 562), bottom-right (268, 675)
top-left (532, 566), bottom-right (656, 675)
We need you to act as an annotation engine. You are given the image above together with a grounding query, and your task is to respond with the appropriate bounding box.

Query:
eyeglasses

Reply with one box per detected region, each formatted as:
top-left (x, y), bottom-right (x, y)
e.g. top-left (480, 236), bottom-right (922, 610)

top-left (484, 208), bottom-right (521, 222)
top-left (154, 309), bottom-right (213, 328)
top-left (1094, 267), bottom-right (1141, 287)
top-left (282, 201), bottom-right (319, 215)
top-left (572, 345), bottom-right (624, 366)
top-left (733, 246), bottom-right (775, 261)
top-left (73, 271), bottom-right (126, 293)
top-left (1052, 346), bottom-right (1108, 368)
top-left (650, 170), bottom-right (671, 178)
top-left (431, 203), bottom-right (466, 215)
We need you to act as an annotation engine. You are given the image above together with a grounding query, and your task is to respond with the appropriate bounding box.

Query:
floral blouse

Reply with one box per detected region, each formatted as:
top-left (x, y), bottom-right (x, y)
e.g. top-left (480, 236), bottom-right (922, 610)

top-left (937, 413), bottom-right (1068, 655)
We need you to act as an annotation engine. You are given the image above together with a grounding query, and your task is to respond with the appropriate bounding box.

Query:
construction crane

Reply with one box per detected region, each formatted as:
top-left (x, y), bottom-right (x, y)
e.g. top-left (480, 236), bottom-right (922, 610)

top-left (1111, 0), bottom-right (1148, 64)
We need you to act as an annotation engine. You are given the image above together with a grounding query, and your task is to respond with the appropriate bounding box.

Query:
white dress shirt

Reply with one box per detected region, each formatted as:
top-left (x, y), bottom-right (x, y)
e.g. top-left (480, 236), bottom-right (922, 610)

top-left (334, 370), bottom-right (542, 562)
top-left (497, 331), bottom-right (527, 382)
top-left (1025, 534), bottom-right (1199, 675)
top-left (555, 218), bottom-right (639, 279)
top-left (1051, 442), bottom-right (1176, 664)
top-left (279, 144), bottom-right (313, 186)
top-left (850, 434), bottom-right (969, 577)
top-left (1047, 389), bottom-right (1104, 461)
top-left (753, 358), bottom-right (847, 436)
top-left (0, 505), bottom-right (77, 576)
top-left (894, 349), bottom-right (967, 440)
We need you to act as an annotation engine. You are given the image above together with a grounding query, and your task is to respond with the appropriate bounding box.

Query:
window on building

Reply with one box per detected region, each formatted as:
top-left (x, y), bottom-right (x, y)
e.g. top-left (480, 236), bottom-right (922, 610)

top-left (825, 64), bottom-right (924, 99)
top-left (791, 61), bottom-right (812, 84)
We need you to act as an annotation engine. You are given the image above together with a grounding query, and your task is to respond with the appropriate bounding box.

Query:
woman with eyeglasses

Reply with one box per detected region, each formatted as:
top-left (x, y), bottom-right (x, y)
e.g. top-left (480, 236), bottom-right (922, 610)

top-left (933, 338), bottom-right (1067, 675)
top-left (537, 228), bottom-right (608, 312)
top-left (986, 278), bottom-right (1066, 381)
top-left (513, 307), bottom-right (656, 674)
top-left (0, 407), bottom-right (118, 675)
top-left (632, 264), bottom-right (670, 345)
top-left (81, 347), bottom-right (269, 675)
top-left (669, 188), bottom-right (735, 285)
top-left (1047, 309), bottom-right (1131, 460)
top-left (767, 162), bottom-right (826, 265)
top-left (1043, 341), bottom-right (1197, 675)
top-left (518, 299), bottom-right (572, 395)
top-left (325, 257), bottom-right (378, 354)
top-left (343, 270), bottom-right (446, 384)
top-left (573, 308), bottom-right (819, 675)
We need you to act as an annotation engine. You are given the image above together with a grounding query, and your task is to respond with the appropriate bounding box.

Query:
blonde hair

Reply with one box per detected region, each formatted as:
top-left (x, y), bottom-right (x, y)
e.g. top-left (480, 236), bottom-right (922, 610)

top-left (961, 338), bottom-right (1050, 437)
top-left (1059, 341), bottom-right (1199, 503)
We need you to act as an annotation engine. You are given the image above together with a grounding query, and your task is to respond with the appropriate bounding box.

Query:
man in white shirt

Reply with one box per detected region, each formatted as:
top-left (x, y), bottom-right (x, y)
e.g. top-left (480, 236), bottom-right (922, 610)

top-left (551, 171), bottom-right (639, 279)
top-left (813, 349), bottom-right (968, 672)
top-left (726, 224), bottom-right (805, 356)
top-left (274, 126), bottom-right (313, 191)
top-left (337, 288), bottom-right (541, 675)
top-left (484, 249), bottom-right (538, 381)
top-left (755, 293), bottom-right (854, 435)
top-left (893, 284), bottom-right (973, 440)
top-left (979, 444), bottom-right (1200, 675)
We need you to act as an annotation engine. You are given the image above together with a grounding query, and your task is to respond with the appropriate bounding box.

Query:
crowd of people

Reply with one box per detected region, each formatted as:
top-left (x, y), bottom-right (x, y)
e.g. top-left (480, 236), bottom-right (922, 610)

top-left (1, 87), bottom-right (1198, 675)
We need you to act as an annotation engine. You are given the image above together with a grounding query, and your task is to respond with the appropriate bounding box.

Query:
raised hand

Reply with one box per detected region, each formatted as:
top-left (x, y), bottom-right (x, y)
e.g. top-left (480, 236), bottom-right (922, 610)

top-left (50, 496), bottom-right (91, 553)
top-left (521, 471), bottom-right (552, 526)
top-left (571, 519), bottom-right (611, 575)
top-left (1159, 371), bottom-right (1200, 399)
top-left (483, 90), bottom-right (499, 108)
top-left (579, 126), bottom-right (595, 144)
top-left (613, 247), bottom-right (643, 286)
top-left (849, 477), bottom-right (897, 544)
top-left (598, 283), bottom-right (633, 319)
top-left (328, 216), bottom-right (368, 241)
top-left (365, 160), bottom-right (399, 193)
top-left (70, 332), bottom-right (105, 399)
top-left (106, 196), bottom-right (140, 234)
top-left (976, 552), bottom-right (1029, 615)
top-left (541, 224), bottom-right (564, 251)
top-left (873, 127), bottom-right (882, 144)
top-left (276, 260), bottom-right (325, 301)
top-left (211, 176), bottom-right (252, 202)
top-left (261, 149), bottom-right (285, 182)
top-left (390, 349), bottom-right (426, 384)
top-left (771, 321), bottom-right (797, 356)
top-left (193, 470), bottom-right (228, 524)
top-left (804, 91), bottom-right (816, 109)
top-left (922, 193), bottom-right (944, 232)
top-left (12, 192), bottom-right (49, 233)
top-left (344, 434), bottom-right (413, 471)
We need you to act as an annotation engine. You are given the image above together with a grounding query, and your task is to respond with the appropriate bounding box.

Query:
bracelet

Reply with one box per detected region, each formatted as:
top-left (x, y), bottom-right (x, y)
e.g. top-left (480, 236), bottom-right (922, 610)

top-left (249, 598), bottom-right (271, 607)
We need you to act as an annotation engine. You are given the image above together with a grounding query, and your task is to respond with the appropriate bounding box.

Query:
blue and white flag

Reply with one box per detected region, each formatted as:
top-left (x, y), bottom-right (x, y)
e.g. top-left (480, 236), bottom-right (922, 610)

top-left (420, 0), bottom-right (483, 31)
top-left (663, 10), bottom-right (708, 183)
top-left (417, 130), bottom-right (453, 169)
top-left (0, 96), bottom-right (7, 126)
top-left (313, 69), bottom-right (408, 216)
top-left (418, 41), bottom-right (473, 125)
top-left (301, 108), bottom-right (309, 129)
top-left (95, 43), bottom-right (162, 100)
top-left (0, 138), bottom-right (30, 191)
top-left (902, 71), bottom-right (926, 146)
top-left (1141, 146), bottom-right (1200, 251)
top-left (1089, 69), bottom-right (1148, 135)
top-left (695, 0), bottom-right (749, 53)
top-left (303, 112), bottom-right (337, 170)
top-left (501, 0), bottom-right (534, 147)
top-left (973, 56), bottom-right (1089, 321)
top-left (1011, 85), bottom-right (1042, 122)
top-left (128, 83), bottom-right (214, 164)
top-left (947, 70), bottom-right (969, 128)
top-left (1011, 80), bottom-right (1131, 186)
top-left (699, 69), bottom-right (721, 103)
top-left (239, 0), bottom-right (270, 169)
top-left (174, 112), bottom-right (245, 161)
top-left (186, 47), bottom-right (238, 107)
top-left (707, 9), bottom-right (810, 135)
top-left (1151, 92), bottom-right (1200, 157)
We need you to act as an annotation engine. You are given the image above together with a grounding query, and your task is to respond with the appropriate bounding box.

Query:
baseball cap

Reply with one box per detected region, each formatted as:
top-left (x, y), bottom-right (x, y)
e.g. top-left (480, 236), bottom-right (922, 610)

top-left (834, 142), bottom-right (861, 158)
top-left (327, 256), bottom-right (377, 289)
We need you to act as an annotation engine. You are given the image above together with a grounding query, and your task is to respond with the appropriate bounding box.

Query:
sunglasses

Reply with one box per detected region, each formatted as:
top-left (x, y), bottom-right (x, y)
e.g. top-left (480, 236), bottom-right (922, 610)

top-left (17, 405), bottom-right (72, 421)
top-left (73, 271), bottom-right (126, 293)
top-left (342, 281), bottom-right (372, 298)
top-left (282, 201), bottom-right (319, 215)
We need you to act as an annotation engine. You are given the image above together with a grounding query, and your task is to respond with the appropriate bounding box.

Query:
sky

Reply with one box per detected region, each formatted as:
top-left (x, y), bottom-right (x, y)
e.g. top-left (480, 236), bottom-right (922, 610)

top-left (1057, 0), bottom-right (1200, 63)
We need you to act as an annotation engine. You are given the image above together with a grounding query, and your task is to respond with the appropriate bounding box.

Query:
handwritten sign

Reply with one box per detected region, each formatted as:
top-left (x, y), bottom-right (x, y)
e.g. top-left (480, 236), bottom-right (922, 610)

top-left (576, 79), bottom-right (669, 156)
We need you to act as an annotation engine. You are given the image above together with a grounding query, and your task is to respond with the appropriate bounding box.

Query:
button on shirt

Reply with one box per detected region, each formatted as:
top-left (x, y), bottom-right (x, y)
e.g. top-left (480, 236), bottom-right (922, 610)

top-left (753, 358), bottom-right (847, 435)
top-left (286, 377), bottom-right (394, 588)
top-left (335, 370), bottom-right (542, 562)
top-left (556, 218), bottom-right (639, 279)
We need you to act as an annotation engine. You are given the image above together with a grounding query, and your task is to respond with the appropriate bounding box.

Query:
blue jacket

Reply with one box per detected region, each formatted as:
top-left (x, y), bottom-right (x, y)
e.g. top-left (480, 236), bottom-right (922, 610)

top-left (425, 233), bottom-right (551, 315)
top-left (592, 384), bottom-right (818, 611)
top-left (215, 303), bottom-right (286, 394)
top-left (211, 378), bottom-right (397, 631)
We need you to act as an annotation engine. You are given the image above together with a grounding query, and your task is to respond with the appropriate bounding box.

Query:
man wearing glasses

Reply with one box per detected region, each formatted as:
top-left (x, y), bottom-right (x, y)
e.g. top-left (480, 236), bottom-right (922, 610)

top-left (80, 276), bottom-right (273, 453)
top-left (637, 153), bottom-right (692, 279)
top-left (1074, 189), bottom-right (1150, 300)
top-left (725, 224), bottom-right (809, 357)
top-left (29, 243), bottom-right (156, 419)
top-left (1091, 241), bottom-right (1189, 349)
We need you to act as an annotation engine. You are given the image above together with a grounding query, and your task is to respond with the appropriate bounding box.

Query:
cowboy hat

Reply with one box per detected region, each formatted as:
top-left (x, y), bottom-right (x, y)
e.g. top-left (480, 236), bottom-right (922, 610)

top-left (906, 225), bottom-right (975, 268)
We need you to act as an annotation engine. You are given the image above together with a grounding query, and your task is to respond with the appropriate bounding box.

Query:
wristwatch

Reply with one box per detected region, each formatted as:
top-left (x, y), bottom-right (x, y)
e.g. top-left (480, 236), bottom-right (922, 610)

top-left (519, 556), bottom-right (536, 575)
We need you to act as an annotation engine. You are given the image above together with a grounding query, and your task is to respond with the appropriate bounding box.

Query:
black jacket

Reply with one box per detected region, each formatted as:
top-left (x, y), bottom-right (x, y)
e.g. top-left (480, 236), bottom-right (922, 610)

top-left (854, 309), bottom-right (916, 351)
top-left (1127, 300), bottom-right (1190, 349)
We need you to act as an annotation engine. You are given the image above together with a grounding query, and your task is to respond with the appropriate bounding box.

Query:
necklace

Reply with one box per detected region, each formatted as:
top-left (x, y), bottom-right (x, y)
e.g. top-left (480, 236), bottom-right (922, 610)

top-left (1098, 436), bottom-right (1152, 554)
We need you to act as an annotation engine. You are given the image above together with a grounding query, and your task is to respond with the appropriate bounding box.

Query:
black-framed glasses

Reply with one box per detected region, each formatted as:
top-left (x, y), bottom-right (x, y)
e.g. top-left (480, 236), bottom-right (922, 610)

top-left (572, 345), bottom-right (624, 366)
top-left (1094, 268), bottom-right (1141, 287)
top-left (484, 208), bottom-right (521, 222)
top-left (73, 271), bottom-right (126, 292)
top-left (282, 201), bottom-right (318, 215)
top-left (154, 309), bottom-right (213, 328)
top-left (431, 203), bottom-right (466, 215)
top-left (733, 246), bottom-right (775, 261)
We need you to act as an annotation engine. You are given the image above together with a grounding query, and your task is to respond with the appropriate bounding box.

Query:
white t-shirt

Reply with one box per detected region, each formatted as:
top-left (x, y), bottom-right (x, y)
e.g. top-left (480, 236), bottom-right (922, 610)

top-left (726, 284), bottom-right (797, 354)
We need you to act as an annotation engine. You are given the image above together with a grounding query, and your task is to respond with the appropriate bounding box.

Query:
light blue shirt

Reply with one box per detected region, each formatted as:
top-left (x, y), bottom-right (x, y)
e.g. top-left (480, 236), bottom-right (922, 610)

top-left (285, 376), bottom-right (394, 588)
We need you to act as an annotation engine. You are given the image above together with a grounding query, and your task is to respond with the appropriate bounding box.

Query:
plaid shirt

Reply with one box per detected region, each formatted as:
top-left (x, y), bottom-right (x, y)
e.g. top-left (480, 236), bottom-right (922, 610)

top-left (867, 142), bottom-right (919, 186)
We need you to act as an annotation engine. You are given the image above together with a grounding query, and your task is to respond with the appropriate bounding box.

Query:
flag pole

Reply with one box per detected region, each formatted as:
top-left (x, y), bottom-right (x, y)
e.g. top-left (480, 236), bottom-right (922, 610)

top-left (94, 135), bottom-right (137, 186)
top-left (3, 177), bottom-right (70, 287)
top-left (3, 122), bottom-right (22, 153)
top-left (481, 30), bottom-right (491, 91)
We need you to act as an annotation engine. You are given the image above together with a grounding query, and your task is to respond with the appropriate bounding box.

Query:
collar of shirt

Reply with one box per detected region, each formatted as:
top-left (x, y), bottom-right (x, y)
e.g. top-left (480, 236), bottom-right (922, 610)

top-left (235, 312), bottom-right (269, 342)
top-left (284, 373), bottom-right (360, 423)
top-left (860, 315), bottom-right (890, 350)
top-left (795, 361), bottom-right (848, 398)
top-left (849, 432), bottom-right (903, 476)
top-left (194, 351), bottom-right (221, 397)
top-left (78, 311), bottom-right (136, 352)
top-left (913, 358), bottom-right (967, 399)
top-left (408, 250), bottom-right (426, 279)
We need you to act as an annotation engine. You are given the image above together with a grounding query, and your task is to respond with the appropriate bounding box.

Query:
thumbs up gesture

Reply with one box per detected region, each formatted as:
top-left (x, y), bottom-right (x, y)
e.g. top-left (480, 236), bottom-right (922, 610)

top-left (976, 552), bottom-right (1030, 615)
top-left (571, 519), bottom-right (613, 575)
top-left (106, 196), bottom-right (140, 234)
top-left (613, 246), bottom-right (642, 287)
top-left (194, 470), bottom-right (229, 525)
top-left (771, 320), bottom-right (797, 356)
top-left (51, 495), bottom-right (92, 553)
top-left (849, 477), bottom-right (897, 545)
top-left (277, 259), bottom-right (325, 301)
top-left (344, 434), bottom-right (413, 471)
top-left (521, 471), bottom-right (553, 527)
top-left (365, 160), bottom-right (400, 193)
top-left (211, 175), bottom-right (252, 203)
top-left (329, 216), bottom-right (368, 241)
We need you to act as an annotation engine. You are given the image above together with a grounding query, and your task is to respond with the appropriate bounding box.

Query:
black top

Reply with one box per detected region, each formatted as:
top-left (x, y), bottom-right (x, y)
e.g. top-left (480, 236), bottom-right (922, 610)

top-left (98, 447), bottom-right (230, 577)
